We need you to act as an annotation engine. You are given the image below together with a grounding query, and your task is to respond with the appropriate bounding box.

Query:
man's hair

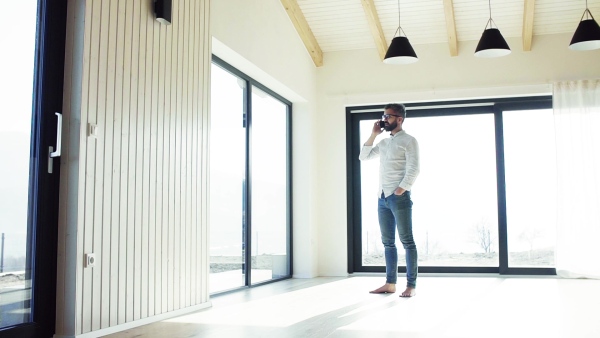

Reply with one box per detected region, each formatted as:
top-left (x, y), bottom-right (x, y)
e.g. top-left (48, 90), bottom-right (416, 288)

top-left (384, 103), bottom-right (407, 119)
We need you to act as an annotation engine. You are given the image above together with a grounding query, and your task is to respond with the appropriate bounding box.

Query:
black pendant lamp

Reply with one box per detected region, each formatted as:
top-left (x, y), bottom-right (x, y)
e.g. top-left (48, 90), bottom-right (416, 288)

top-left (569, 1), bottom-right (600, 51)
top-left (384, 0), bottom-right (418, 64)
top-left (474, 0), bottom-right (511, 58)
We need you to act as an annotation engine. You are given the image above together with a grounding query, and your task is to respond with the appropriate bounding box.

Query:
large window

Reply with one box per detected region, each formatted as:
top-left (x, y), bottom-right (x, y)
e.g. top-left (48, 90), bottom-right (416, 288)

top-left (360, 114), bottom-right (499, 268)
top-left (504, 109), bottom-right (556, 268)
top-left (347, 98), bottom-right (555, 275)
top-left (209, 57), bottom-right (292, 294)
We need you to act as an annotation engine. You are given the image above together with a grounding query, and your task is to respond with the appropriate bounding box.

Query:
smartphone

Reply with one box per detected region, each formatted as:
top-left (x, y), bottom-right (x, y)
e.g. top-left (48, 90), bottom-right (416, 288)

top-left (378, 120), bottom-right (385, 129)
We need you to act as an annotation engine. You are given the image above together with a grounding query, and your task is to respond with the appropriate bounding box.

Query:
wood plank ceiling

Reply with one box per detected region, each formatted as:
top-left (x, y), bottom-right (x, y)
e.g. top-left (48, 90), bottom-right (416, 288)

top-left (280, 0), bottom-right (600, 66)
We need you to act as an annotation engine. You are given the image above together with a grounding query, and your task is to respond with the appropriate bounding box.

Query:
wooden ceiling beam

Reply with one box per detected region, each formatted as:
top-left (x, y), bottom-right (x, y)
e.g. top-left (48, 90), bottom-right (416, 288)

top-left (361, 0), bottom-right (388, 61)
top-left (443, 0), bottom-right (458, 56)
top-left (523, 0), bottom-right (535, 51)
top-left (280, 0), bottom-right (323, 67)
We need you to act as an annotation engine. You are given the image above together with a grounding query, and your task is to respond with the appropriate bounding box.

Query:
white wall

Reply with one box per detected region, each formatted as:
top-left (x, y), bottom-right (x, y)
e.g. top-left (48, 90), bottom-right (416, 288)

top-left (315, 34), bottom-right (600, 276)
top-left (211, 0), bottom-right (319, 278)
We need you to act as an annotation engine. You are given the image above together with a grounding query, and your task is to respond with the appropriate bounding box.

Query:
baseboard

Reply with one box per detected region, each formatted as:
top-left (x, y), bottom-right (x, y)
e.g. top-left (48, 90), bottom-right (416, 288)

top-left (53, 301), bottom-right (212, 338)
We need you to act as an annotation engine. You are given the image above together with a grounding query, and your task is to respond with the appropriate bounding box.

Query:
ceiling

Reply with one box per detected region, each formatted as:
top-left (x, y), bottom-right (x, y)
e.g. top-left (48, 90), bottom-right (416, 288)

top-left (280, 0), bottom-right (600, 66)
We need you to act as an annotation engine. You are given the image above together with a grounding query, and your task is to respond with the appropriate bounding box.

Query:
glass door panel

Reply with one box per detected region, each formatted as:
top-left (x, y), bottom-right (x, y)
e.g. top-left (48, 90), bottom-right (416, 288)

top-left (504, 109), bottom-right (556, 267)
top-left (209, 58), bottom-right (292, 293)
top-left (209, 64), bottom-right (246, 293)
top-left (360, 114), bottom-right (499, 267)
top-left (0, 0), bottom-right (38, 329)
top-left (250, 86), bottom-right (289, 284)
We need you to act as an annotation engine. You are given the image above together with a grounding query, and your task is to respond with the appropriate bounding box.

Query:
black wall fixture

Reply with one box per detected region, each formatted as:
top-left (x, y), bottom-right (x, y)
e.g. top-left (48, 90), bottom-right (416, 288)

top-left (154, 0), bottom-right (172, 25)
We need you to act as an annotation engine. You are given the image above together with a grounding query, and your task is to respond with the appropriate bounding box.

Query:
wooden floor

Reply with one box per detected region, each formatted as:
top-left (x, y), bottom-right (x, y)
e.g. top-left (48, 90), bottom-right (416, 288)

top-left (104, 275), bottom-right (600, 338)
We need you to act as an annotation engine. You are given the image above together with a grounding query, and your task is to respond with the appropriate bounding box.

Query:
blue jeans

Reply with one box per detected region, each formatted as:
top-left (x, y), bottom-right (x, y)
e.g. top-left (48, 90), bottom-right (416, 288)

top-left (377, 191), bottom-right (417, 288)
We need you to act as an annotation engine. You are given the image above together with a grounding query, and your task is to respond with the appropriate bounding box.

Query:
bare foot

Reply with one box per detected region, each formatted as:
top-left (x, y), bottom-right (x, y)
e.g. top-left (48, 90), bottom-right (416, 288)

top-left (369, 283), bottom-right (396, 294)
top-left (400, 287), bottom-right (416, 297)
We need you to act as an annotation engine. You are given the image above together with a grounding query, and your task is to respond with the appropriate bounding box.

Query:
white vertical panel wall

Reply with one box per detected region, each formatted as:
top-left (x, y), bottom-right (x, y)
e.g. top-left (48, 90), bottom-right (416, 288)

top-left (56, 0), bottom-right (211, 336)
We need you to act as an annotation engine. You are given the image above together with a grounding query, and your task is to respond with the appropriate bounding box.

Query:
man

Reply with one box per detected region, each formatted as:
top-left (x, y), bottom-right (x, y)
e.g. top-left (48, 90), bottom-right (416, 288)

top-left (359, 103), bottom-right (420, 297)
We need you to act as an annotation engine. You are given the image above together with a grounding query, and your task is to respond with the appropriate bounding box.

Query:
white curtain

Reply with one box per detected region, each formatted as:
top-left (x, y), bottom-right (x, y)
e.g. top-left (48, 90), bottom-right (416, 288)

top-left (553, 80), bottom-right (600, 279)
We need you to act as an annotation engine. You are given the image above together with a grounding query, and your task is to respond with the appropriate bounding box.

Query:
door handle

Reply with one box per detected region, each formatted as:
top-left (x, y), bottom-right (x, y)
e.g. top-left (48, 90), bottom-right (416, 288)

top-left (48, 112), bottom-right (62, 174)
top-left (49, 112), bottom-right (62, 158)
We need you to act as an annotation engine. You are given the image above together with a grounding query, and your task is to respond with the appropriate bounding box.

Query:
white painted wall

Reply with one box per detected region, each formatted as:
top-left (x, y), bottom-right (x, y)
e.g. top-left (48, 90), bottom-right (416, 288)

top-left (315, 34), bottom-right (600, 276)
top-left (211, 0), bottom-right (320, 278)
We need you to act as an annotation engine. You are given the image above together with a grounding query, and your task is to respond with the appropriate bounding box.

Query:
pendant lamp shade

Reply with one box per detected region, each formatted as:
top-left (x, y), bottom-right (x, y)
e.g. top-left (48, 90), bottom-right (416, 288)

top-left (474, 0), bottom-right (510, 58)
top-left (384, 36), bottom-right (419, 64)
top-left (569, 16), bottom-right (600, 51)
top-left (384, 0), bottom-right (418, 65)
top-left (475, 28), bottom-right (511, 57)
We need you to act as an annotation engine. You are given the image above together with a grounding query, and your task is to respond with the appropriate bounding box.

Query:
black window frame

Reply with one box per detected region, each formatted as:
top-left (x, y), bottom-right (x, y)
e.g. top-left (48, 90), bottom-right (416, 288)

top-left (346, 96), bottom-right (555, 276)
top-left (210, 55), bottom-right (293, 295)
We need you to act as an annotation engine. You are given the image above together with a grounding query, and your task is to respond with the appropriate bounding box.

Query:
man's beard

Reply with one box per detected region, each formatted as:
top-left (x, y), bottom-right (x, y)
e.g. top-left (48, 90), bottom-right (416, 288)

top-left (384, 121), bottom-right (397, 131)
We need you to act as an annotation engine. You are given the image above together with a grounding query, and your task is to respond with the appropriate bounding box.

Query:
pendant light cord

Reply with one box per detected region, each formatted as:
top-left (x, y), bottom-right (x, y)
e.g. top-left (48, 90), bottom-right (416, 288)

top-left (397, 0), bottom-right (401, 28)
top-left (585, 0), bottom-right (591, 20)
top-left (395, 0), bottom-right (407, 37)
top-left (485, 0), bottom-right (497, 30)
top-left (580, 0), bottom-right (594, 21)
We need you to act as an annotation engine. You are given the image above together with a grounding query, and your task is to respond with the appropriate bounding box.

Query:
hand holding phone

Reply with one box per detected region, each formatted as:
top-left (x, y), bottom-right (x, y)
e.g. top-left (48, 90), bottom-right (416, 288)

top-left (372, 120), bottom-right (385, 135)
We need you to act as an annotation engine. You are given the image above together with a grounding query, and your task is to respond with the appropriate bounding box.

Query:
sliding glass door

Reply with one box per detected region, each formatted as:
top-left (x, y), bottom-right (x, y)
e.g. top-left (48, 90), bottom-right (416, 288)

top-left (0, 0), bottom-right (36, 324)
top-left (347, 98), bottom-right (555, 275)
top-left (359, 113), bottom-right (499, 268)
top-left (0, 1), bottom-right (65, 337)
top-left (209, 57), bottom-right (292, 294)
top-left (249, 86), bottom-right (290, 284)
top-left (208, 63), bottom-right (246, 293)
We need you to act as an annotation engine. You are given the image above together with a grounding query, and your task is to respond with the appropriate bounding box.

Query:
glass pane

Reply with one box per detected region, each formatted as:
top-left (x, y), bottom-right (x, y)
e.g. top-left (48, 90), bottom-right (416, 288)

top-left (361, 114), bottom-right (499, 267)
top-left (250, 86), bottom-right (289, 284)
top-left (209, 64), bottom-right (246, 293)
top-left (0, 0), bottom-right (37, 328)
top-left (504, 109), bottom-right (556, 267)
